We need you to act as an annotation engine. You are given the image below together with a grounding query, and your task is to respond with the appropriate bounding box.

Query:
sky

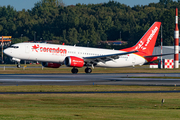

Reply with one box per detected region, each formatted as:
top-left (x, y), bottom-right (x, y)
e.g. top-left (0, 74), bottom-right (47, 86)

top-left (0, 0), bottom-right (164, 11)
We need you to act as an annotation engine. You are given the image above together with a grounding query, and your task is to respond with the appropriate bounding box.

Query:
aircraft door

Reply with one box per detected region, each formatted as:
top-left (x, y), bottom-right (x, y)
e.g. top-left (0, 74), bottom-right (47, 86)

top-left (132, 54), bottom-right (136, 67)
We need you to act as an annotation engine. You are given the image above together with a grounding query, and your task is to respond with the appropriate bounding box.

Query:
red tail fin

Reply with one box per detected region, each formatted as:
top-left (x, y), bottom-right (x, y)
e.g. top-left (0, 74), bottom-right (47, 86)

top-left (122, 22), bottom-right (161, 56)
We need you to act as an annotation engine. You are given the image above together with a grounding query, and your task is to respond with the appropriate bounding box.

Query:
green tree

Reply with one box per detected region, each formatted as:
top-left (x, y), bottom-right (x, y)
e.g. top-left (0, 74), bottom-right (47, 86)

top-left (67, 28), bottom-right (78, 45)
top-left (161, 9), bottom-right (174, 46)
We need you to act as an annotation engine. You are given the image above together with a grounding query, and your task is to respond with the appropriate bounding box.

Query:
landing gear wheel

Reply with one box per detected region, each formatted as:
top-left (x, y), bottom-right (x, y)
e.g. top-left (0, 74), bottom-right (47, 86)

top-left (85, 68), bottom-right (92, 73)
top-left (71, 68), bottom-right (78, 74)
top-left (17, 64), bottom-right (21, 68)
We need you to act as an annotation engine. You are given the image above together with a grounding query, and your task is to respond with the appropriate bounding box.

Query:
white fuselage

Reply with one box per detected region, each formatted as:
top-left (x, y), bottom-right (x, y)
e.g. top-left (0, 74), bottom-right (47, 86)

top-left (4, 43), bottom-right (147, 67)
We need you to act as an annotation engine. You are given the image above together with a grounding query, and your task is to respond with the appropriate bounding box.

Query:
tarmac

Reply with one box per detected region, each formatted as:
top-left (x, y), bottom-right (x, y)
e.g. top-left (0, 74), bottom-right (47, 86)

top-left (0, 73), bottom-right (180, 86)
top-left (1, 73), bottom-right (180, 94)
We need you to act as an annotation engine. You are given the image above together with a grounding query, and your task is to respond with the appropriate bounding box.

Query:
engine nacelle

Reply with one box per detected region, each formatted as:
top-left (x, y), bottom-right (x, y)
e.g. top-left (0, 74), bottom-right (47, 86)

top-left (64, 56), bottom-right (84, 68)
top-left (42, 62), bottom-right (61, 68)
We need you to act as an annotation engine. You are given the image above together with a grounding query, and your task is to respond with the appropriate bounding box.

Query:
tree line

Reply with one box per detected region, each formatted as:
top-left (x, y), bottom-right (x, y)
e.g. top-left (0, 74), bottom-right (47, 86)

top-left (0, 0), bottom-right (180, 50)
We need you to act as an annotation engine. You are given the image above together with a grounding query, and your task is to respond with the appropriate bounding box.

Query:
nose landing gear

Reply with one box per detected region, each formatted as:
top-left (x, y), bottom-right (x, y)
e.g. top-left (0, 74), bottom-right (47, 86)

top-left (17, 63), bottom-right (21, 68)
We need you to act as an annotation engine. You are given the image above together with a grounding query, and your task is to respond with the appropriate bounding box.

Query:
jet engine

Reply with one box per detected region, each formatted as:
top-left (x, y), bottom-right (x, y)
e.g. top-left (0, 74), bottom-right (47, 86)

top-left (42, 62), bottom-right (61, 68)
top-left (64, 56), bottom-right (84, 68)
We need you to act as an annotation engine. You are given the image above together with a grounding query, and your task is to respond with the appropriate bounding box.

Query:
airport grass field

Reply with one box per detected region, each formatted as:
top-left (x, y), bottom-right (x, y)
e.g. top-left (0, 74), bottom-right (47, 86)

top-left (0, 65), bottom-right (180, 119)
top-left (0, 86), bottom-right (180, 120)
top-left (1, 64), bottom-right (180, 74)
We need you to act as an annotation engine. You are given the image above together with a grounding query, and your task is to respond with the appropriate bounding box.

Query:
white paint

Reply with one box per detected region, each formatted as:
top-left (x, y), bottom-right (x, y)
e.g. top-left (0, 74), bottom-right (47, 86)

top-left (174, 61), bottom-right (179, 68)
top-left (174, 46), bottom-right (179, 54)
top-left (4, 43), bottom-right (146, 68)
top-left (175, 16), bottom-right (178, 24)
top-left (174, 31), bottom-right (179, 39)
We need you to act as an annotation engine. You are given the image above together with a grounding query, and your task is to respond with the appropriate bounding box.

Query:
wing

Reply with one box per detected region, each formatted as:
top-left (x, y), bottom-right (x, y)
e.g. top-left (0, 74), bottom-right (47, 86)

top-left (83, 50), bottom-right (138, 65)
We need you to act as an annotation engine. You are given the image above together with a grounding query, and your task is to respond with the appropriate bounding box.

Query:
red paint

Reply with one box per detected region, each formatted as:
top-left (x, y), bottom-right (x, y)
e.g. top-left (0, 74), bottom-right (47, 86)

top-left (65, 56), bottom-right (84, 68)
top-left (175, 38), bottom-right (179, 45)
top-left (42, 62), bottom-right (61, 68)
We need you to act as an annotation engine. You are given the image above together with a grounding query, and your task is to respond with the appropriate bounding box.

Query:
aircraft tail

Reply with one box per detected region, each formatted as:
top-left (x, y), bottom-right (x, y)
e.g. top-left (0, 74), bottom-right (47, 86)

top-left (122, 22), bottom-right (161, 56)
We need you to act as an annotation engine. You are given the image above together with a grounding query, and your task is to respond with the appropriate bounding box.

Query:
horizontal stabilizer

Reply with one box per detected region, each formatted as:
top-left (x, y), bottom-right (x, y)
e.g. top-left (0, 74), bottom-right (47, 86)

top-left (144, 53), bottom-right (174, 58)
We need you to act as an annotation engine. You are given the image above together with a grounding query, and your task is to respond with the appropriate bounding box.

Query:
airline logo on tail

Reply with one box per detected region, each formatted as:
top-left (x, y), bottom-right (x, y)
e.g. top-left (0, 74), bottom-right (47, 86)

top-left (135, 26), bottom-right (159, 51)
top-left (145, 26), bottom-right (158, 47)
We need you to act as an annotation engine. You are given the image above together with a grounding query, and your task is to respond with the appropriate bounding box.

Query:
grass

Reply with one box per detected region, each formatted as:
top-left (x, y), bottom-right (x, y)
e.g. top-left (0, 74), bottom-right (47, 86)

top-left (0, 85), bottom-right (180, 92)
top-left (0, 85), bottom-right (180, 119)
top-left (1, 64), bottom-right (180, 74)
top-left (0, 93), bottom-right (180, 119)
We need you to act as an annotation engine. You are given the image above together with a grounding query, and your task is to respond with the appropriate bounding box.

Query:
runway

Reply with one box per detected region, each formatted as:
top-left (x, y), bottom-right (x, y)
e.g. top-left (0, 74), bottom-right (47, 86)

top-left (0, 73), bottom-right (180, 86)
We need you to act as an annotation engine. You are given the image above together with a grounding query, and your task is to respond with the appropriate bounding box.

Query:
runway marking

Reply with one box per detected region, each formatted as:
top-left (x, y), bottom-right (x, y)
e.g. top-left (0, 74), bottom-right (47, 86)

top-left (111, 78), bottom-right (180, 81)
top-left (0, 79), bottom-right (87, 82)
top-left (1, 73), bottom-right (180, 86)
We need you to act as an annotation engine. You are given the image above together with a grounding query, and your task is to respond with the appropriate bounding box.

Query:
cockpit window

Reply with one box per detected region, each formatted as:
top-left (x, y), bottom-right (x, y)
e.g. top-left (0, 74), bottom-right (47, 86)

top-left (9, 46), bottom-right (19, 48)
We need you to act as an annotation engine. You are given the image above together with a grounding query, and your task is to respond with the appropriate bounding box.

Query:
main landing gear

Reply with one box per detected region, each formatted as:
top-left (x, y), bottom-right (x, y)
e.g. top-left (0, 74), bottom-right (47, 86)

top-left (71, 67), bottom-right (92, 74)
top-left (85, 67), bottom-right (92, 73)
top-left (71, 67), bottom-right (78, 74)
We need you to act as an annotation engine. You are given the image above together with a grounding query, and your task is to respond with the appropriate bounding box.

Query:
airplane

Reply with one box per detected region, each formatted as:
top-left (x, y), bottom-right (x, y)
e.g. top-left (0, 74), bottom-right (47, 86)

top-left (4, 22), bottom-right (163, 74)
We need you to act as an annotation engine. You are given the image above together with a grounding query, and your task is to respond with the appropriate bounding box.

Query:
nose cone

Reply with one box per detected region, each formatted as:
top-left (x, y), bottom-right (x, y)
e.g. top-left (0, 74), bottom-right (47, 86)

top-left (3, 49), bottom-right (7, 54)
top-left (3, 48), bottom-right (11, 56)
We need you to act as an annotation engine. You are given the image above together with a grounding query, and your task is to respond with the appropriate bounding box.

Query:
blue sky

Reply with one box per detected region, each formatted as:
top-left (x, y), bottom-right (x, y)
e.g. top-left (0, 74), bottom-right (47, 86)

top-left (0, 0), bottom-right (174, 11)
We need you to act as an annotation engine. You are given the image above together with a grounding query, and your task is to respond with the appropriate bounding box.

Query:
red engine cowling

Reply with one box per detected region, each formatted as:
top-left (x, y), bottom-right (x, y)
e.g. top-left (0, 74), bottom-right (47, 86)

top-left (64, 56), bottom-right (84, 68)
top-left (42, 62), bottom-right (61, 68)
